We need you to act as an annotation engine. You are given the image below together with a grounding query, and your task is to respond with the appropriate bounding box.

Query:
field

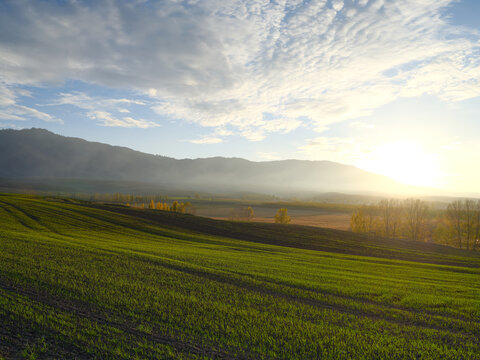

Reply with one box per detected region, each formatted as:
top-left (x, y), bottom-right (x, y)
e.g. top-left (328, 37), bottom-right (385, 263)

top-left (193, 201), bottom-right (352, 230)
top-left (0, 194), bottom-right (480, 359)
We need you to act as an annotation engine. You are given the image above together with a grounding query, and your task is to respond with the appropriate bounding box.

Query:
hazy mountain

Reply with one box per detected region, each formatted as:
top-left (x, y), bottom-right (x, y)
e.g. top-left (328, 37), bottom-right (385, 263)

top-left (0, 128), bottom-right (412, 195)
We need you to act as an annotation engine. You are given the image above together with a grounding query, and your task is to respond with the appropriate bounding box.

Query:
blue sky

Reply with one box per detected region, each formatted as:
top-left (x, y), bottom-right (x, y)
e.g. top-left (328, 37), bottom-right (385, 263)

top-left (1, 0), bottom-right (479, 193)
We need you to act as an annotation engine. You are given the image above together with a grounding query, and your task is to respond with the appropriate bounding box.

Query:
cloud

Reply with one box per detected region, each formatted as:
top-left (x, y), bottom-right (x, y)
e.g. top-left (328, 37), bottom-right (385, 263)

top-left (441, 139), bottom-right (462, 151)
top-left (88, 111), bottom-right (159, 128)
top-left (350, 121), bottom-right (374, 129)
top-left (299, 136), bottom-right (366, 163)
top-left (331, 0), bottom-right (344, 12)
top-left (54, 92), bottom-right (146, 110)
top-left (0, 123), bottom-right (25, 130)
top-left (13, 105), bottom-right (61, 123)
top-left (0, 110), bottom-right (25, 121)
top-left (0, 82), bottom-right (61, 123)
top-left (214, 128), bottom-right (233, 137)
top-left (0, 0), bottom-right (479, 138)
top-left (257, 152), bottom-right (281, 161)
top-left (0, 83), bottom-right (62, 123)
top-left (186, 136), bottom-right (223, 144)
top-left (48, 91), bottom-right (153, 127)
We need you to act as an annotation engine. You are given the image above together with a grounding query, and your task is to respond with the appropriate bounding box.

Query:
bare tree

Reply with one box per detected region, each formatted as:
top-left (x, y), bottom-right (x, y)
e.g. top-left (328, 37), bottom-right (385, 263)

top-left (464, 199), bottom-right (476, 250)
top-left (403, 199), bottom-right (428, 241)
top-left (378, 199), bottom-right (402, 239)
top-left (474, 200), bottom-right (480, 251)
top-left (446, 200), bottom-right (464, 249)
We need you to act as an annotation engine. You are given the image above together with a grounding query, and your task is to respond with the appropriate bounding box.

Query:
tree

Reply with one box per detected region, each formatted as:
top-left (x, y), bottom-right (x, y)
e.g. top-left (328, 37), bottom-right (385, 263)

top-left (246, 206), bottom-right (254, 221)
top-left (149, 200), bottom-right (155, 209)
top-left (275, 208), bottom-right (291, 224)
top-left (171, 201), bottom-right (179, 212)
top-left (177, 202), bottom-right (185, 213)
top-left (350, 205), bottom-right (378, 233)
top-left (446, 200), bottom-right (464, 248)
top-left (378, 199), bottom-right (402, 239)
top-left (229, 206), bottom-right (254, 221)
top-left (474, 200), bottom-right (480, 251)
top-left (463, 199), bottom-right (478, 250)
top-left (183, 202), bottom-right (195, 214)
top-left (445, 199), bottom-right (480, 250)
top-left (403, 199), bottom-right (428, 241)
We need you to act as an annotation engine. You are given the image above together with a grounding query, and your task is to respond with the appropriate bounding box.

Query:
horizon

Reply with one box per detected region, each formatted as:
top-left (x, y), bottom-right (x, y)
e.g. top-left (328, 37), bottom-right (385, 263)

top-left (1, 1), bottom-right (480, 193)
top-left (5, 126), bottom-right (479, 199)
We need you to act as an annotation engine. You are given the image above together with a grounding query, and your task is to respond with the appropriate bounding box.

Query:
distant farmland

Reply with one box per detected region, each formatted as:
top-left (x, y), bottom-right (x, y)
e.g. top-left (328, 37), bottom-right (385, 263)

top-left (1, 194), bottom-right (479, 359)
top-left (194, 202), bottom-right (352, 230)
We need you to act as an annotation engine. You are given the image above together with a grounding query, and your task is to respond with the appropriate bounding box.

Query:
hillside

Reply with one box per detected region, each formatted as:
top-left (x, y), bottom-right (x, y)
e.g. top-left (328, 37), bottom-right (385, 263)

top-left (0, 128), bottom-right (409, 195)
top-left (1, 194), bottom-right (479, 359)
top-left (92, 202), bottom-right (480, 267)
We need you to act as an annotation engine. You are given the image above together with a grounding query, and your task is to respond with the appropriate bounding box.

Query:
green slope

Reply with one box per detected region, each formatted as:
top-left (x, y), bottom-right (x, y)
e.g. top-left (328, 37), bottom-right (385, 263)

top-left (0, 194), bottom-right (479, 359)
top-left (92, 202), bottom-right (480, 268)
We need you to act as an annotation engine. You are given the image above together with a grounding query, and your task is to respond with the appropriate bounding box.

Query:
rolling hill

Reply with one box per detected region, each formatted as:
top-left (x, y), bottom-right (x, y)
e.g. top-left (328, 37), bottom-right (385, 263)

top-left (0, 193), bottom-right (479, 359)
top-left (0, 128), bottom-right (410, 195)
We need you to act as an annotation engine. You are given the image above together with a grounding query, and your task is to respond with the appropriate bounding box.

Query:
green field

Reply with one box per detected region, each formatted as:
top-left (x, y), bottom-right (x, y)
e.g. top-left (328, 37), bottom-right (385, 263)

top-left (0, 194), bottom-right (479, 359)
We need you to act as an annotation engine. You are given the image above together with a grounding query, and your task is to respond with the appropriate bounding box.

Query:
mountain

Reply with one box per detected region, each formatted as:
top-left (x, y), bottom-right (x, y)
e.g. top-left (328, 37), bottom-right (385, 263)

top-left (0, 128), bottom-right (410, 195)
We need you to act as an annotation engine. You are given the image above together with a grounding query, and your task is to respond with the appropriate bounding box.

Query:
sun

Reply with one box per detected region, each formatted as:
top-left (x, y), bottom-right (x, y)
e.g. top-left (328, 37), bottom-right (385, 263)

top-left (356, 141), bottom-right (442, 187)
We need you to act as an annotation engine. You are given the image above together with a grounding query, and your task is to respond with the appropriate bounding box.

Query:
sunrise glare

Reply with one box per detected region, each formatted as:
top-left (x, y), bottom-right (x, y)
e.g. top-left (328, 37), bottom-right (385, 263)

top-left (356, 141), bottom-right (443, 187)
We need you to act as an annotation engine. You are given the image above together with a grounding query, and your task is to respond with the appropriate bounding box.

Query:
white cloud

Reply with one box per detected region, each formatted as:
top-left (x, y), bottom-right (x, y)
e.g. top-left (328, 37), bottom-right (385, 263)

top-left (441, 139), bottom-right (462, 151)
top-left (0, 123), bottom-right (25, 130)
top-left (350, 121), bottom-right (374, 129)
top-left (0, 83), bottom-right (62, 123)
top-left (257, 151), bottom-right (281, 161)
top-left (0, 111), bottom-right (25, 121)
top-left (240, 129), bottom-right (266, 142)
top-left (88, 111), bottom-right (159, 128)
top-left (187, 136), bottom-right (223, 144)
top-left (147, 88), bottom-right (158, 97)
top-left (331, 0), bottom-right (344, 12)
top-left (214, 128), bottom-right (233, 137)
top-left (13, 105), bottom-right (61, 123)
top-left (48, 92), bottom-right (153, 127)
top-left (0, 0), bottom-right (479, 139)
top-left (54, 92), bottom-right (145, 110)
top-left (299, 136), bottom-right (366, 163)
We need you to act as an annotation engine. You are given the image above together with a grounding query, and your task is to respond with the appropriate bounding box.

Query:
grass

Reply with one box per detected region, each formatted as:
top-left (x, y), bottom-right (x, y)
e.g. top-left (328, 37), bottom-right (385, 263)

top-left (0, 193), bottom-right (479, 359)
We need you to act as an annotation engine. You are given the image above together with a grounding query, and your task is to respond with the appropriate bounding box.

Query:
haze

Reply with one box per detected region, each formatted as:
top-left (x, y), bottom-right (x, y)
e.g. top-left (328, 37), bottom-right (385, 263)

top-left (1, 0), bottom-right (480, 193)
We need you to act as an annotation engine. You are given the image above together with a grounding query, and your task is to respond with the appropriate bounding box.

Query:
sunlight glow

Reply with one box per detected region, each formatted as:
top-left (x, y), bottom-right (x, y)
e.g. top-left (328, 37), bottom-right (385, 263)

top-left (356, 141), bottom-right (442, 187)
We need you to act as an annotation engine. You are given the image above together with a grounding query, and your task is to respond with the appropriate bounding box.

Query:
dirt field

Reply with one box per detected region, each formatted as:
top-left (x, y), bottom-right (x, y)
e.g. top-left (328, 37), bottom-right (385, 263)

top-left (205, 212), bottom-right (350, 230)
top-left (255, 214), bottom-right (351, 230)
top-left (195, 205), bottom-right (352, 230)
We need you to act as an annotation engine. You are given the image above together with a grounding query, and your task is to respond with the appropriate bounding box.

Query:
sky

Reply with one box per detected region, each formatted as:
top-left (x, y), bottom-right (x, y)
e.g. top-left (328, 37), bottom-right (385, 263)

top-left (0, 0), bottom-right (479, 193)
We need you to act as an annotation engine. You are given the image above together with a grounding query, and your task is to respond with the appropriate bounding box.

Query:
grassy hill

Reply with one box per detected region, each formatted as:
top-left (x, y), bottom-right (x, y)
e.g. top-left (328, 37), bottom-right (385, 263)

top-left (0, 194), bottom-right (479, 359)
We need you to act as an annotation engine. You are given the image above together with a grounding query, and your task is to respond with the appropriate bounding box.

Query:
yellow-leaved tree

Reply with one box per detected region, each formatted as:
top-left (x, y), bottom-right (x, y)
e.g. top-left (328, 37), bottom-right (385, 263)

top-left (274, 208), bottom-right (290, 224)
top-left (350, 205), bottom-right (378, 233)
top-left (246, 206), bottom-right (254, 221)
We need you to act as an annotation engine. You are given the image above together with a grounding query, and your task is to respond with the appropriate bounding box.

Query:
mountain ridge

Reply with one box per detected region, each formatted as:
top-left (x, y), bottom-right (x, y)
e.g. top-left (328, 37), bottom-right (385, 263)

top-left (0, 128), bottom-right (412, 195)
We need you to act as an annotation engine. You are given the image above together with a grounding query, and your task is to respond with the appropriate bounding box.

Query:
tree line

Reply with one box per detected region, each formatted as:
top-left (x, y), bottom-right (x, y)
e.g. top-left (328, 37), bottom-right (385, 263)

top-left (229, 206), bottom-right (255, 221)
top-left (128, 200), bottom-right (194, 214)
top-left (351, 198), bottom-right (480, 250)
top-left (91, 193), bottom-right (169, 203)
